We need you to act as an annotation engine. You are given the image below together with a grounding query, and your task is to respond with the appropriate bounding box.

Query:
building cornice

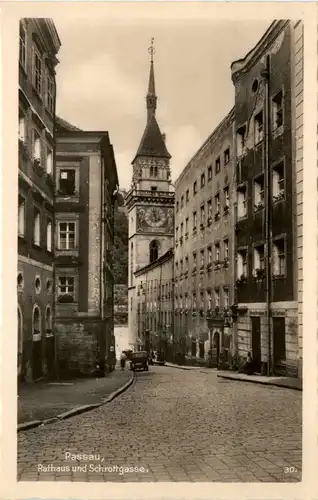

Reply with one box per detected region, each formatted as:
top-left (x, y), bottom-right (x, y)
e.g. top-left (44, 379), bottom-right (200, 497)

top-left (125, 189), bottom-right (175, 210)
top-left (231, 20), bottom-right (290, 84)
top-left (175, 107), bottom-right (235, 188)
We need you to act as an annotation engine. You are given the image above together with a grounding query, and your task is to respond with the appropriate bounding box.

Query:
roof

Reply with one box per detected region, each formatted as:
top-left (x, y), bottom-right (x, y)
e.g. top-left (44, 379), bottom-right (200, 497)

top-left (55, 116), bottom-right (82, 132)
top-left (132, 114), bottom-right (171, 163)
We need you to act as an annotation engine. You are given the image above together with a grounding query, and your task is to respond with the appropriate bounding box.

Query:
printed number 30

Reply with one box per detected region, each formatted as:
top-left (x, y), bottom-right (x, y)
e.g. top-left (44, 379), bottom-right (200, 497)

top-left (284, 466), bottom-right (297, 473)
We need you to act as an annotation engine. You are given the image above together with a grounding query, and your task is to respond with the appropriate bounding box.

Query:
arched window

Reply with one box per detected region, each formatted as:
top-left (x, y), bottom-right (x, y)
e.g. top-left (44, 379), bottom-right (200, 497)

top-left (46, 220), bottom-right (52, 251)
top-left (149, 240), bottom-right (159, 263)
top-left (32, 305), bottom-right (41, 341)
top-left (45, 306), bottom-right (52, 335)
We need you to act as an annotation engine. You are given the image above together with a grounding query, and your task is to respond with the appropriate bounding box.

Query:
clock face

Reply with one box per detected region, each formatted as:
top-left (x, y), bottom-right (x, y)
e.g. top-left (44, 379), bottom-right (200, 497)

top-left (144, 207), bottom-right (166, 228)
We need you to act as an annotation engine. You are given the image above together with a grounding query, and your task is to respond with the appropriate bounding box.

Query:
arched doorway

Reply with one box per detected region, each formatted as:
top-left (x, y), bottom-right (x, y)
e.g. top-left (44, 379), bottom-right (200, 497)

top-left (17, 306), bottom-right (23, 377)
top-left (32, 305), bottom-right (42, 380)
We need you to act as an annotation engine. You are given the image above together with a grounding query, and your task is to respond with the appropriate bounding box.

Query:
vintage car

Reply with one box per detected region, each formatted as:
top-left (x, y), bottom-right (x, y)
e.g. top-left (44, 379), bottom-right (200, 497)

top-left (130, 351), bottom-right (149, 372)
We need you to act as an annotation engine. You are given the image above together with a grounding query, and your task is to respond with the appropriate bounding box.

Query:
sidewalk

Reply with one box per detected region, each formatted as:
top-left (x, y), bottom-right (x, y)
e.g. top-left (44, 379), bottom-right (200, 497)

top-left (217, 371), bottom-right (302, 391)
top-left (18, 367), bottom-right (133, 428)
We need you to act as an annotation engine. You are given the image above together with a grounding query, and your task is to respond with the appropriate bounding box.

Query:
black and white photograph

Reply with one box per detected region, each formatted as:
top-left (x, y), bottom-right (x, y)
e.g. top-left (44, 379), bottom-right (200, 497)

top-left (2, 1), bottom-right (316, 493)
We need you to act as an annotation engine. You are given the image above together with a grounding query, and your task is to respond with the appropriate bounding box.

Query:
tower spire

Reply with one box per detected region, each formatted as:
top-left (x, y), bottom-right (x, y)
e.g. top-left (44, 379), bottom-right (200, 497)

top-left (146, 37), bottom-right (157, 122)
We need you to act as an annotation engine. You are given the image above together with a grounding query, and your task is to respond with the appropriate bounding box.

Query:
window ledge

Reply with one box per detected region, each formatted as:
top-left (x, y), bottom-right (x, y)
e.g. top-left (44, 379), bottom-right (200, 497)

top-left (272, 125), bottom-right (284, 139)
top-left (272, 274), bottom-right (286, 280)
top-left (18, 233), bottom-right (26, 241)
top-left (32, 242), bottom-right (42, 250)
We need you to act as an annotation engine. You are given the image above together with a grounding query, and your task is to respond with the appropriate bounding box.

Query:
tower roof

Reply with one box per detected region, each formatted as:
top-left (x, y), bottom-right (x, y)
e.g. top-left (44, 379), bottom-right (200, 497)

top-left (132, 38), bottom-right (171, 163)
top-left (132, 114), bottom-right (171, 163)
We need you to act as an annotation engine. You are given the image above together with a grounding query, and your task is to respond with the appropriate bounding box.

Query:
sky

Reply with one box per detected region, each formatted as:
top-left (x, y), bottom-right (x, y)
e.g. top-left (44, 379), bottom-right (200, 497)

top-left (54, 17), bottom-right (271, 191)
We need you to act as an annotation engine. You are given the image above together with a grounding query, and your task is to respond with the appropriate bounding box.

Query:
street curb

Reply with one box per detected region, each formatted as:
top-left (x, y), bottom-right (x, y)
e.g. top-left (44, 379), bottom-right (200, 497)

top-left (217, 373), bottom-right (302, 391)
top-left (165, 363), bottom-right (204, 371)
top-left (18, 373), bottom-right (135, 433)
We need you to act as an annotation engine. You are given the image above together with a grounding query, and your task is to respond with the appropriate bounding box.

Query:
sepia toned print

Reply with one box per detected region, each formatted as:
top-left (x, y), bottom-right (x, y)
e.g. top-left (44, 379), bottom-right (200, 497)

top-left (17, 16), bottom-right (302, 483)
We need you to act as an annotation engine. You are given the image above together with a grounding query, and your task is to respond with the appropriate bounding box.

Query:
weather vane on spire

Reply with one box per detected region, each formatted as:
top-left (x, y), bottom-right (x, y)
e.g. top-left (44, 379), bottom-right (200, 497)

top-left (148, 37), bottom-right (155, 63)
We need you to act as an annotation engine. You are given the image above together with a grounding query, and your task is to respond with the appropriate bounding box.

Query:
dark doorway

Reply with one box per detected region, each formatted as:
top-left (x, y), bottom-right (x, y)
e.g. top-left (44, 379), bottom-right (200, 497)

top-left (212, 331), bottom-right (220, 367)
top-left (251, 317), bottom-right (261, 373)
top-left (32, 307), bottom-right (42, 380)
top-left (273, 316), bottom-right (286, 375)
top-left (191, 338), bottom-right (196, 356)
top-left (199, 341), bottom-right (205, 359)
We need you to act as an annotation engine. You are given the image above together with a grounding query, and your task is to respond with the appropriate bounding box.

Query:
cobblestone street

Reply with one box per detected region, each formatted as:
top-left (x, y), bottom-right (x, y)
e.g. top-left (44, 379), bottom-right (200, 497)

top-left (18, 366), bottom-right (302, 482)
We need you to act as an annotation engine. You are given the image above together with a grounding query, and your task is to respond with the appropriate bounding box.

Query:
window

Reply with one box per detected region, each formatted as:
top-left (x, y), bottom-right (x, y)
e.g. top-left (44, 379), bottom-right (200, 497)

top-left (200, 249), bottom-right (205, 269)
top-left (18, 195), bottom-right (25, 237)
top-left (186, 189), bottom-right (189, 202)
top-left (180, 223), bottom-right (183, 237)
top-left (46, 148), bottom-right (53, 175)
top-left (191, 338), bottom-right (196, 355)
top-left (253, 244), bottom-right (265, 274)
top-left (207, 290), bottom-right (212, 310)
top-left (35, 276), bottom-right (41, 293)
top-left (33, 306), bottom-right (41, 338)
top-left (151, 186), bottom-right (157, 191)
top-left (46, 74), bottom-right (55, 114)
top-left (149, 240), bottom-right (159, 263)
top-left (19, 23), bottom-right (27, 69)
top-left (153, 166), bottom-right (158, 177)
top-left (215, 193), bottom-right (220, 215)
top-left (236, 125), bottom-right (246, 157)
top-left (215, 157), bottom-right (221, 174)
top-left (32, 129), bottom-right (41, 161)
top-left (176, 201), bottom-right (179, 212)
top-left (207, 246), bottom-right (212, 265)
top-left (45, 306), bottom-right (52, 334)
top-left (193, 181), bottom-right (197, 195)
top-left (223, 288), bottom-right (229, 309)
top-left (214, 289), bottom-right (220, 309)
top-left (201, 173), bottom-right (205, 188)
top-left (59, 169), bottom-right (76, 196)
top-left (185, 256), bottom-right (189, 273)
top-left (200, 205), bottom-right (205, 226)
top-left (208, 165), bottom-right (212, 181)
top-left (180, 195), bottom-right (184, 208)
top-left (192, 293), bottom-right (197, 311)
top-left (224, 239), bottom-right (229, 261)
top-left (17, 272), bottom-right (24, 290)
top-left (192, 252), bottom-right (197, 271)
top-left (193, 211), bottom-right (197, 231)
top-left (19, 112), bottom-right (26, 142)
top-left (254, 174), bottom-right (264, 210)
top-left (272, 238), bottom-right (285, 276)
top-left (272, 90), bottom-right (283, 129)
top-left (180, 259), bottom-right (183, 274)
top-left (32, 45), bottom-right (42, 95)
top-left (33, 207), bottom-right (41, 246)
top-left (237, 249), bottom-right (248, 278)
top-left (224, 148), bottom-right (230, 165)
top-left (176, 226), bottom-right (179, 242)
top-left (200, 293), bottom-right (204, 310)
top-left (224, 186), bottom-right (229, 209)
top-left (237, 185), bottom-right (247, 219)
top-left (58, 221), bottom-right (76, 250)
top-left (215, 243), bottom-right (220, 263)
top-left (58, 276), bottom-right (75, 302)
top-left (207, 199), bottom-right (212, 222)
top-left (273, 162), bottom-right (284, 201)
top-left (185, 217), bottom-right (189, 236)
top-left (46, 278), bottom-right (52, 293)
top-left (46, 220), bottom-right (52, 252)
top-left (254, 110), bottom-right (264, 144)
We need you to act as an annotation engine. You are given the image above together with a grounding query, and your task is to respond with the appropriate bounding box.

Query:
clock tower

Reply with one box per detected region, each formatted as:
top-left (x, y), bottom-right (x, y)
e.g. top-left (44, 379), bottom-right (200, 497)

top-left (125, 38), bottom-right (175, 349)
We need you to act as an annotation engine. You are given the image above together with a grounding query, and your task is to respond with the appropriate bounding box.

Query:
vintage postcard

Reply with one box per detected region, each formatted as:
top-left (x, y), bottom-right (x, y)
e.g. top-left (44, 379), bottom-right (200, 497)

top-left (1, 1), bottom-right (317, 498)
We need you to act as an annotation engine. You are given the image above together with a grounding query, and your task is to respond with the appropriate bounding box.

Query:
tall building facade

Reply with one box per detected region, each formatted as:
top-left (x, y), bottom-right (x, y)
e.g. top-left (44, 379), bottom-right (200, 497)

top-left (231, 20), bottom-right (300, 377)
top-left (54, 125), bottom-right (119, 375)
top-left (125, 43), bottom-right (175, 349)
top-left (174, 109), bottom-right (235, 366)
top-left (18, 19), bottom-right (61, 381)
top-left (134, 249), bottom-right (174, 356)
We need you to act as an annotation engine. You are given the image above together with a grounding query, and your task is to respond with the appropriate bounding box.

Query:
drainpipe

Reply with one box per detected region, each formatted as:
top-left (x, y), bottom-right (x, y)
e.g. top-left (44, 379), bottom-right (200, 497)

top-left (261, 55), bottom-right (272, 376)
top-left (171, 253), bottom-right (175, 363)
